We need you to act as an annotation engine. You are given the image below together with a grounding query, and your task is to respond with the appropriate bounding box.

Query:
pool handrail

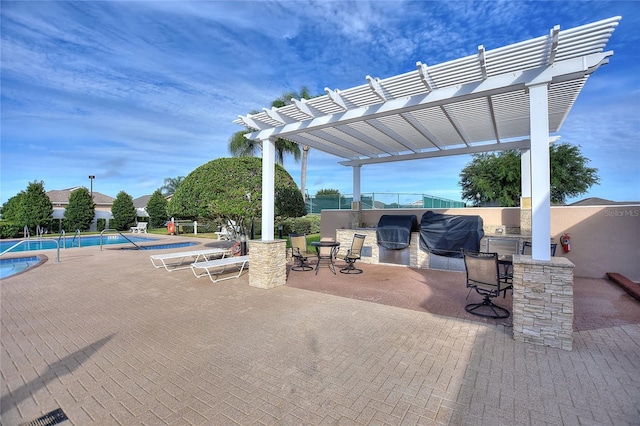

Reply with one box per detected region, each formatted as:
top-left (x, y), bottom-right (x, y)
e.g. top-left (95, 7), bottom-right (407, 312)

top-left (100, 229), bottom-right (141, 251)
top-left (58, 230), bottom-right (66, 249)
top-left (71, 229), bottom-right (82, 247)
top-left (0, 239), bottom-right (60, 263)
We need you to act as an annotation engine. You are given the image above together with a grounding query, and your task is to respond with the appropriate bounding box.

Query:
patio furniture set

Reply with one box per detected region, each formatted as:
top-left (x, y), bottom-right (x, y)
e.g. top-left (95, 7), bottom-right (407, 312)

top-left (290, 233), bottom-right (367, 275)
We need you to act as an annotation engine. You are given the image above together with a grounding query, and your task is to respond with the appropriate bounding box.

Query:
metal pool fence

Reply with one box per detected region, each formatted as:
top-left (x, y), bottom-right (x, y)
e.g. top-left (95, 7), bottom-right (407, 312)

top-left (305, 193), bottom-right (466, 213)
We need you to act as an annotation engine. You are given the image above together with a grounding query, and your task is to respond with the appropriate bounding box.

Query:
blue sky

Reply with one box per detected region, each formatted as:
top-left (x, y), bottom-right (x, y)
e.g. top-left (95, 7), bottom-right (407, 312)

top-left (1, 1), bottom-right (639, 206)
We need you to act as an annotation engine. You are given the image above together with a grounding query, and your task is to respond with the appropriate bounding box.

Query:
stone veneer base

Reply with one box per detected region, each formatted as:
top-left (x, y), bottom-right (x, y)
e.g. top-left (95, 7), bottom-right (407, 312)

top-left (249, 239), bottom-right (287, 289)
top-left (512, 254), bottom-right (575, 351)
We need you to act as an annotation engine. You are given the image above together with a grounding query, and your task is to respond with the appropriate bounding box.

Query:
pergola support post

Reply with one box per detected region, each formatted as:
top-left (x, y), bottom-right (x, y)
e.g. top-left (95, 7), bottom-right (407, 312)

top-left (351, 165), bottom-right (362, 229)
top-left (520, 148), bottom-right (532, 235)
top-left (512, 82), bottom-right (575, 350)
top-left (249, 137), bottom-right (286, 289)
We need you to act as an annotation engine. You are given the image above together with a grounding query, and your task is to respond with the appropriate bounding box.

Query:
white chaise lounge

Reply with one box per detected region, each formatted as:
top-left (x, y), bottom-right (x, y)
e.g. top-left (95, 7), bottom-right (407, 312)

top-left (150, 248), bottom-right (228, 272)
top-left (214, 220), bottom-right (241, 241)
top-left (130, 222), bottom-right (148, 233)
top-left (190, 256), bottom-right (249, 283)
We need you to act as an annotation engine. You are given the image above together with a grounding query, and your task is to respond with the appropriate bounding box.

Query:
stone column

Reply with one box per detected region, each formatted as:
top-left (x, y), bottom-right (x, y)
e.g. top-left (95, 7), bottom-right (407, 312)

top-left (520, 198), bottom-right (532, 235)
top-left (249, 239), bottom-right (287, 289)
top-left (512, 254), bottom-right (575, 350)
top-left (350, 201), bottom-right (361, 229)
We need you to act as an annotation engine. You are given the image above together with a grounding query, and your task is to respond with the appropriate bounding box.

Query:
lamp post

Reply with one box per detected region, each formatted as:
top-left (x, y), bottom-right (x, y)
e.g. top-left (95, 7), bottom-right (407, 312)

top-left (88, 175), bottom-right (95, 199)
top-left (240, 233), bottom-right (247, 256)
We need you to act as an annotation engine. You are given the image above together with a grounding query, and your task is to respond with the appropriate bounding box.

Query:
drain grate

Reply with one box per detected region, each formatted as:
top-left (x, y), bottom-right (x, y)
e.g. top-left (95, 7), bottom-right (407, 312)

top-left (20, 408), bottom-right (68, 426)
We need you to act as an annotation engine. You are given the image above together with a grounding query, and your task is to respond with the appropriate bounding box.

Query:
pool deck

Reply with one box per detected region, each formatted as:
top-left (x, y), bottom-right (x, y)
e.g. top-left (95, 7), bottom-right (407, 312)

top-left (1, 235), bottom-right (639, 425)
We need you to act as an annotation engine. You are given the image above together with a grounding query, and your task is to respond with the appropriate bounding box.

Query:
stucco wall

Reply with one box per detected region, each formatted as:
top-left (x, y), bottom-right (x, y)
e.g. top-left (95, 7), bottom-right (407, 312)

top-left (320, 205), bottom-right (640, 281)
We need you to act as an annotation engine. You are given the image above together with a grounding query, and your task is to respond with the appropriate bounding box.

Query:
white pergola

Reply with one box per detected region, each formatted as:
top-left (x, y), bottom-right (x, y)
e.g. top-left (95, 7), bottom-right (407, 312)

top-left (235, 17), bottom-right (620, 261)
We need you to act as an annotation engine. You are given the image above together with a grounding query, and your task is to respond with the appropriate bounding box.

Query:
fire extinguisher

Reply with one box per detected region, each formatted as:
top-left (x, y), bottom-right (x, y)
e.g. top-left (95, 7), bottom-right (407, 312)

top-left (560, 233), bottom-right (571, 253)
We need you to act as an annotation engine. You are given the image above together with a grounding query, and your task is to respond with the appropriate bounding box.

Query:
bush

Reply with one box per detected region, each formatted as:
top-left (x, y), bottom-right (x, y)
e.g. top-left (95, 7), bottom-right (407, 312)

top-left (279, 215), bottom-right (321, 235)
top-left (97, 218), bottom-right (106, 232)
top-left (0, 221), bottom-right (22, 239)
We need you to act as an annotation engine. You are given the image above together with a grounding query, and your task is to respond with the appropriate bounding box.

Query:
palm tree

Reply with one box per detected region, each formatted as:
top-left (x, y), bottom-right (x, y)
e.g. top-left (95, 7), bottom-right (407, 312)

top-left (272, 87), bottom-right (314, 198)
top-left (228, 129), bottom-right (300, 166)
top-left (160, 176), bottom-right (185, 196)
top-left (230, 87), bottom-right (317, 187)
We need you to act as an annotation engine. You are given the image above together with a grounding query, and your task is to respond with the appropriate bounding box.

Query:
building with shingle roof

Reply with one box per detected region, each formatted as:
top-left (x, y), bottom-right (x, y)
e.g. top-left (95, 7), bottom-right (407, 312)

top-left (47, 187), bottom-right (116, 231)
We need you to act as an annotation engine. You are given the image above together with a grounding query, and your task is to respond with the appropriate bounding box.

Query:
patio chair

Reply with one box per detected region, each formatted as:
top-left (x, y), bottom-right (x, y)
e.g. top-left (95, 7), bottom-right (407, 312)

top-left (289, 234), bottom-right (313, 271)
top-left (337, 233), bottom-right (366, 274)
top-left (521, 241), bottom-right (557, 256)
top-left (462, 249), bottom-right (513, 319)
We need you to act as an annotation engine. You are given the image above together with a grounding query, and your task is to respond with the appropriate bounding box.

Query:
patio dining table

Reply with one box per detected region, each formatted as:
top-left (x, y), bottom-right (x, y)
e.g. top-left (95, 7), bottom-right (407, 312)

top-left (311, 240), bottom-right (340, 275)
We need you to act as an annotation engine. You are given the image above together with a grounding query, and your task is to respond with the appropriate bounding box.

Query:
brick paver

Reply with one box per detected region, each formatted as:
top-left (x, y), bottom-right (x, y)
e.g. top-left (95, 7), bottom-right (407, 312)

top-left (1, 237), bottom-right (639, 425)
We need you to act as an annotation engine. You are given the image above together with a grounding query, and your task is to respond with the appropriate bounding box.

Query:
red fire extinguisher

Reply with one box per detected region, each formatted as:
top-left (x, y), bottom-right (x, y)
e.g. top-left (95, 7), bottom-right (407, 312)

top-left (560, 233), bottom-right (571, 253)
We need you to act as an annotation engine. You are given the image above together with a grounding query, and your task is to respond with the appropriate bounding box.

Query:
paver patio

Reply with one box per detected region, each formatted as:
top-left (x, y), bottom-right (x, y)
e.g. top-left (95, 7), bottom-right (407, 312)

top-left (1, 236), bottom-right (639, 425)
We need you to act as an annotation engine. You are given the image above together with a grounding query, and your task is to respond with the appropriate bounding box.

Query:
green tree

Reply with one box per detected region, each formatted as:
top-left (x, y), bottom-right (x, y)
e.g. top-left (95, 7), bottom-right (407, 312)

top-left (64, 187), bottom-right (95, 231)
top-left (111, 191), bottom-right (137, 231)
top-left (146, 189), bottom-right (168, 228)
top-left (167, 157), bottom-right (306, 234)
top-left (16, 180), bottom-right (53, 233)
top-left (314, 188), bottom-right (345, 210)
top-left (459, 143), bottom-right (600, 206)
top-left (160, 176), bottom-right (185, 196)
top-left (549, 143), bottom-right (599, 204)
top-left (1, 192), bottom-right (25, 221)
top-left (316, 188), bottom-right (341, 197)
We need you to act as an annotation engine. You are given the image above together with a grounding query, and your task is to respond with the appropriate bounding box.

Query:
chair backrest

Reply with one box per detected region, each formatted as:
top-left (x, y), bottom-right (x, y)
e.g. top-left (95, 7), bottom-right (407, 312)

top-left (138, 222), bottom-right (147, 230)
top-left (349, 234), bottom-right (366, 257)
top-left (289, 234), bottom-right (307, 254)
top-left (462, 250), bottom-right (502, 293)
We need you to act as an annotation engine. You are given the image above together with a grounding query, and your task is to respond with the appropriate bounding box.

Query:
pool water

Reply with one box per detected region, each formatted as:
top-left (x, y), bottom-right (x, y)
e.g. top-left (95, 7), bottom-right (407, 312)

top-left (0, 256), bottom-right (42, 279)
top-left (0, 235), bottom-right (158, 253)
top-left (123, 242), bottom-right (198, 250)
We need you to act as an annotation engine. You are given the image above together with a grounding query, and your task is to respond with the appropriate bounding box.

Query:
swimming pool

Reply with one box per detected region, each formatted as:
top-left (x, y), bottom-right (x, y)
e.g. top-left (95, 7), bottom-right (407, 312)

top-left (122, 242), bottom-right (198, 250)
top-left (0, 256), bottom-right (43, 279)
top-left (0, 235), bottom-right (158, 254)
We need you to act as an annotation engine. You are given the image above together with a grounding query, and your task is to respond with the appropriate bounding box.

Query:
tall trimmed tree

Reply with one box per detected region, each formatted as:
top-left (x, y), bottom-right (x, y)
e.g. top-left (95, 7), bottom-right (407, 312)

top-left (64, 187), bottom-right (95, 231)
top-left (111, 191), bottom-right (137, 231)
top-left (167, 157), bottom-right (306, 235)
top-left (17, 180), bottom-right (53, 233)
top-left (146, 189), bottom-right (168, 228)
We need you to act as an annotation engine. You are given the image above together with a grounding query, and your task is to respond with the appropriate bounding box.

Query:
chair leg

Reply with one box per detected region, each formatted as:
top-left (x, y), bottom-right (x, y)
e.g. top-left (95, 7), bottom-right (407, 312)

top-left (465, 294), bottom-right (510, 319)
top-left (340, 259), bottom-right (363, 274)
top-left (291, 257), bottom-right (313, 272)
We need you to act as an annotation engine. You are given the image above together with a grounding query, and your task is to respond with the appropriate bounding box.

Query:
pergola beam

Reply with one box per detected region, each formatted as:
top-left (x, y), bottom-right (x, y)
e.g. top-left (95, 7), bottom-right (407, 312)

top-left (246, 52), bottom-right (612, 144)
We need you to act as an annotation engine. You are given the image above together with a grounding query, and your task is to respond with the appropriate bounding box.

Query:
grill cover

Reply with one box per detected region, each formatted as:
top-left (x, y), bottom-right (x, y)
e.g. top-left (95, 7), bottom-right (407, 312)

top-left (376, 215), bottom-right (419, 250)
top-left (419, 211), bottom-right (484, 258)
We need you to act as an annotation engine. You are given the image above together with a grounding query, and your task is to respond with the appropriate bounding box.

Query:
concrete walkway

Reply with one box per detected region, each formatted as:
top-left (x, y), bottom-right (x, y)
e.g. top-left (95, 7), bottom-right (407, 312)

top-left (1, 236), bottom-right (639, 425)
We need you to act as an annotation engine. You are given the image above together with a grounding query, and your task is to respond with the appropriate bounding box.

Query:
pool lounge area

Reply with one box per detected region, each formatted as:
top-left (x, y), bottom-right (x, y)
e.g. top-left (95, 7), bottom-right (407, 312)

top-left (1, 235), bottom-right (638, 425)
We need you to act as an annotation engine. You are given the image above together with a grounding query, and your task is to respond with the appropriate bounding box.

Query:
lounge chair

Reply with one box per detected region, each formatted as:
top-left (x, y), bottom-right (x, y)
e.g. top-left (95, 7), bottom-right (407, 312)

top-left (150, 248), bottom-right (228, 271)
top-left (190, 255), bottom-right (249, 283)
top-left (214, 220), bottom-right (240, 241)
top-left (130, 222), bottom-right (148, 233)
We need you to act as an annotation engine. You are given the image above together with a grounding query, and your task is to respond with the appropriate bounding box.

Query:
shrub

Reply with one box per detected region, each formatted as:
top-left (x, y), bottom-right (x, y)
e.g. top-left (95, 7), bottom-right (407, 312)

top-left (0, 221), bottom-right (21, 239)
top-left (279, 215), bottom-right (321, 235)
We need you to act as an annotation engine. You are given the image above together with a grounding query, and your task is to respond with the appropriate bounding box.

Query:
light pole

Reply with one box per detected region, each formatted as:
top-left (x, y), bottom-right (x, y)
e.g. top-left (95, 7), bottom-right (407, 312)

top-left (89, 175), bottom-right (95, 199)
